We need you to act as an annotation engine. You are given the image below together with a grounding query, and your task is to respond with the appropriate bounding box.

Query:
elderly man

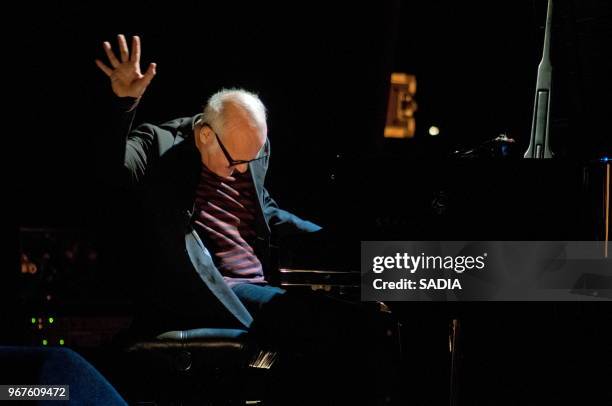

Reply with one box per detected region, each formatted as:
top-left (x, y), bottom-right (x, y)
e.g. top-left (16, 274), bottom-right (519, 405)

top-left (96, 34), bottom-right (390, 403)
top-left (96, 34), bottom-right (323, 330)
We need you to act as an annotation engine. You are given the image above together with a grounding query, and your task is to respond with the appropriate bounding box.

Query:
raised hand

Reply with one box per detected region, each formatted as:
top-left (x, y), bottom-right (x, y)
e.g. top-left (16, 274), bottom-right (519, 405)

top-left (95, 34), bottom-right (156, 98)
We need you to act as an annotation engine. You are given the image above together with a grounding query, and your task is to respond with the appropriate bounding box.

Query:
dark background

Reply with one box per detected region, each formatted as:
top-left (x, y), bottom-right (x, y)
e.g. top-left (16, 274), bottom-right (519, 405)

top-left (9, 1), bottom-right (612, 404)
top-left (16, 0), bottom-right (612, 229)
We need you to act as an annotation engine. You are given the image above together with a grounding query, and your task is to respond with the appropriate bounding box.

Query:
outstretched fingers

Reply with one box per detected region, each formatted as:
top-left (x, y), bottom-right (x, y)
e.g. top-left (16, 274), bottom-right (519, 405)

top-left (95, 59), bottom-right (113, 76)
top-left (130, 35), bottom-right (141, 64)
top-left (102, 41), bottom-right (120, 68)
top-left (141, 62), bottom-right (157, 87)
top-left (117, 34), bottom-right (129, 62)
top-left (95, 34), bottom-right (156, 97)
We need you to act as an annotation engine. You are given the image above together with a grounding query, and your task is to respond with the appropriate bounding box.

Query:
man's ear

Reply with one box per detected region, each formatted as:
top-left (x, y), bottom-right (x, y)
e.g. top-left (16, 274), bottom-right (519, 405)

top-left (196, 126), bottom-right (211, 145)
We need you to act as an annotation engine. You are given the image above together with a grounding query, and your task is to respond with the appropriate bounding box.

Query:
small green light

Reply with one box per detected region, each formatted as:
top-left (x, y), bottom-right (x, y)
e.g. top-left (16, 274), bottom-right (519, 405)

top-left (42, 339), bottom-right (48, 346)
top-left (59, 339), bottom-right (65, 346)
top-left (48, 317), bottom-right (54, 324)
top-left (31, 318), bottom-right (36, 324)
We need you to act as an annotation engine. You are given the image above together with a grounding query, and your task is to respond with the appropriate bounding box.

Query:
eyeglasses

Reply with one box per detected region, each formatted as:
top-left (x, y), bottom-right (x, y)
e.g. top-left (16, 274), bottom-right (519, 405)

top-left (200, 121), bottom-right (269, 168)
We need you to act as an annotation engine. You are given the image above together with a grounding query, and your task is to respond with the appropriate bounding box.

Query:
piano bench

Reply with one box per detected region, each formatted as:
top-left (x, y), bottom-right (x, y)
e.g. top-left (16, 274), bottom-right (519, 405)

top-left (122, 328), bottom-right (277, 404)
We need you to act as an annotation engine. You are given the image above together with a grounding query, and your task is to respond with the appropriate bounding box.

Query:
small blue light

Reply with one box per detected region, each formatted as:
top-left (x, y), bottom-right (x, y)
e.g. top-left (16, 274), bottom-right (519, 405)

top-left (600, 157), bottom-right (610, 163)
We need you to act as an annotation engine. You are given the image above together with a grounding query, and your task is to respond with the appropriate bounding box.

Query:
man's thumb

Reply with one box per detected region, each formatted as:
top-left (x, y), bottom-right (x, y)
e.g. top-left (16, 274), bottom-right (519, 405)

top-left (142, 63), bottom-right (157, 85)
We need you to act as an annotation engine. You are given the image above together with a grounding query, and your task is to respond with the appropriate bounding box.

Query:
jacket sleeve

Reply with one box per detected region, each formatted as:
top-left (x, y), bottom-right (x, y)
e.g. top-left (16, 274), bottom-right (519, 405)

top-left (262, 187), bottom-right (322, 238)
top-left (96, 96), bottom-right (160, 187)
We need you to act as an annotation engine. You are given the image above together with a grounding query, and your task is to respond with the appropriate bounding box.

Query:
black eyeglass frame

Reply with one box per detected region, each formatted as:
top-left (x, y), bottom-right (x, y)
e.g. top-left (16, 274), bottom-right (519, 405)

top-left (199, 120), bottom-right (269, 168)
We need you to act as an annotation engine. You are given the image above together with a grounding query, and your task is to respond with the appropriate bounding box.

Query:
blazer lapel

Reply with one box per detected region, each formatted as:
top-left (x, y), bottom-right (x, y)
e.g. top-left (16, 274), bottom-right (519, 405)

top-left (249, 138), bottom-right (272, 235)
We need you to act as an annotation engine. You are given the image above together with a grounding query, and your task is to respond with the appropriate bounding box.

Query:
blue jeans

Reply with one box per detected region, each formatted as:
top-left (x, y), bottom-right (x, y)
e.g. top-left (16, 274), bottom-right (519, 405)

top-left (231, 283), bottom-right (286, 317)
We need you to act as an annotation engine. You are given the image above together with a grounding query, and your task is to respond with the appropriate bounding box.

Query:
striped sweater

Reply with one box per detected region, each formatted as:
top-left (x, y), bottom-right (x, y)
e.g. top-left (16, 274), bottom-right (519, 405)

top-left (193, 164), bottom-right (265, 287)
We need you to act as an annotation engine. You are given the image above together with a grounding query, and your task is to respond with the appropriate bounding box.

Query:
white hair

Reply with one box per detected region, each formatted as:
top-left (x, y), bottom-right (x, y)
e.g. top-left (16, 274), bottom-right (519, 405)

top-left (200, 88), bottom-right (267, 134)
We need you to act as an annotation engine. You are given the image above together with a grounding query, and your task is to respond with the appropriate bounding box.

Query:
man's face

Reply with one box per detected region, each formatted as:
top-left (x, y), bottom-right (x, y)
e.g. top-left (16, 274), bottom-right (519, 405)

top-left (198, 105), bottom-right (267, 178)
